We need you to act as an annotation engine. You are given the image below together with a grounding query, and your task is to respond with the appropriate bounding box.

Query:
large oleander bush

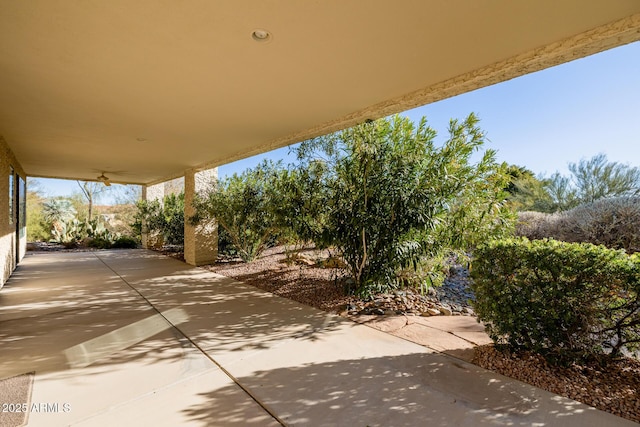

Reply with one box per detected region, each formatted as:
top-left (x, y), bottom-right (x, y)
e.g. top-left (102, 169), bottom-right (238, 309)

top-left (191, 114), bottom-right (514, 296)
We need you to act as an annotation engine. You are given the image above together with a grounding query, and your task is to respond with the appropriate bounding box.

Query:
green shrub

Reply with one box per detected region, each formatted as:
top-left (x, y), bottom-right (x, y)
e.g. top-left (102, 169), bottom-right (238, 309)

top-left (132, 193), bottom-right (185, 246)
top-left (162, 193), bottom-right (185, 245)
top-left (52, 218), bottom-right (86, 248)
top-left (86, 237), bottom-right (112, 249)
top-left (191, 161), bottom-right (280, 262)
top-left (471, 238), bottom-right (640, 363)
top-left (217, 226), bottom-right (238, 257)
top-left (269, 161), bottom-right (330, 246)
top-left (112, 236), bottom-right (138, 248)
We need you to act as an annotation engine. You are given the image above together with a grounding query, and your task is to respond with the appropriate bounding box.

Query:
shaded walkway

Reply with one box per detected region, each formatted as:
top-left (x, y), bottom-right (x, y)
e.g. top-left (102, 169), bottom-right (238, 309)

top-left (0, 250), bottom-right (634, 426)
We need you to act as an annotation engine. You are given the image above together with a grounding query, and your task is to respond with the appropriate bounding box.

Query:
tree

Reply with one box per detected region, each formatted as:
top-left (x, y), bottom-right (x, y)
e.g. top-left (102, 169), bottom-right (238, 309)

top-left (532, 154), bottom-right (640, 212)
top-left (42, 198), bottom-right (77, 235)
top-left (77, 180), bottom-right (109, 220)
top-left (543, 172), bottom-right (579, 212)
top-left (26, 179), bottom-right (50, 241)
top-left (294, 114), bottom-right (513, 295)
top-left (504, 164), bottom-right (554, 212)
top-left (568, 153), bottom-right (640, 203)
top-left (269, 159), bottom-right (329, 246)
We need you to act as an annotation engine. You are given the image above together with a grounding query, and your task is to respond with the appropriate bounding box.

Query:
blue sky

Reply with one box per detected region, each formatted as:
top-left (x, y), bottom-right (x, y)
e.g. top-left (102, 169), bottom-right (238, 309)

top-left (34, 41), bottom-right (640, 204)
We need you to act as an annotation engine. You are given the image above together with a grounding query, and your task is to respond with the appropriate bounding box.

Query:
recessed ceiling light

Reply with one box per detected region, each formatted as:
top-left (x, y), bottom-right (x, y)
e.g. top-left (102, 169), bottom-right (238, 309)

top-left (251, 29), bottom-right (271, 42)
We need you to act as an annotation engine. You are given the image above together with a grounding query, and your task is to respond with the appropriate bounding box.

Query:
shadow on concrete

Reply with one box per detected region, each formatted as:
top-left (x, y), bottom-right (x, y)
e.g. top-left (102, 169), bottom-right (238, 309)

top-left (0, 250), bottom-right (343, 379)
top-left (183, 352), bottom-right (601, 427)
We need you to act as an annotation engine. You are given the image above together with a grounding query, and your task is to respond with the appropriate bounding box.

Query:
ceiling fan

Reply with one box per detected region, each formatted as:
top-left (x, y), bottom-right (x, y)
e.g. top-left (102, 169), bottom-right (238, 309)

top-left (97, 173), bottom-right (111, 186)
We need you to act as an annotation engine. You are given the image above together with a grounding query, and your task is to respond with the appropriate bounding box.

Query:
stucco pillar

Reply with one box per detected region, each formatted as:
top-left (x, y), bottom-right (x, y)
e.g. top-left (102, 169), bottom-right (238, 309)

top-left (184, 168), bottom-right (218, 266)
top-left (141, 182), bottom-right (165, 249)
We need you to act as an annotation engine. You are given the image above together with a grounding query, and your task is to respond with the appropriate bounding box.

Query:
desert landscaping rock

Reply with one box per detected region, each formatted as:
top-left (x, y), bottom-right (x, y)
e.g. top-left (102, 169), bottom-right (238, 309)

top-left (473, 345), bottom-right (640, 423)
top-left (439, 306), bottom-right (452, 316)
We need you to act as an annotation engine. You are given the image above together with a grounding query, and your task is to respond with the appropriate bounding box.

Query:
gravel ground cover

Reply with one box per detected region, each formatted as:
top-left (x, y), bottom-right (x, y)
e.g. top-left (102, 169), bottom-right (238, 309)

top-left (473, 346), bottom-right (640, 422)
top-left (205, 245), bottom-right (640, 424)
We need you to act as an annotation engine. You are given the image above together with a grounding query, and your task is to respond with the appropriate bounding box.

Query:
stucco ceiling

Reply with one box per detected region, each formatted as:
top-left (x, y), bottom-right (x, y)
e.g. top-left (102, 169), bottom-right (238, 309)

top-left (1, 1), bottom-right (640, 185)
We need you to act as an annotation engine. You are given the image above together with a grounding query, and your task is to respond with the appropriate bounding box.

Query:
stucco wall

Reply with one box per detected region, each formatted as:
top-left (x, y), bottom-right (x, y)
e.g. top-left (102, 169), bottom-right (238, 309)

top-left (0, 135), bottom-right (26, 288)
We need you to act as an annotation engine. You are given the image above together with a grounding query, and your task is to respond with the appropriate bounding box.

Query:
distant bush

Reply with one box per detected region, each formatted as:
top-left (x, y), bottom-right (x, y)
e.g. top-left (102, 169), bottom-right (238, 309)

top-left (515, 211), bottom-right (563, 240)
top-left (562, 197), bottom-right (640, 253)
top-left (471, 238), bottom-right (640, 364)
top-left (132, 193), bottom-right (185, 246)
top-left (86, 237), bottom-right (112, 249)
top-left (516, 197), bottom-right (640, 253)
top-left (112, 236), bottom-right (138, 249)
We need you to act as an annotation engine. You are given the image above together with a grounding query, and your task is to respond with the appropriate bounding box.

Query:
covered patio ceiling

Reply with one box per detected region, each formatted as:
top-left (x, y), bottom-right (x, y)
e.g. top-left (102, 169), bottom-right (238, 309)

top-left (1, 1), bottom-right (639, 186)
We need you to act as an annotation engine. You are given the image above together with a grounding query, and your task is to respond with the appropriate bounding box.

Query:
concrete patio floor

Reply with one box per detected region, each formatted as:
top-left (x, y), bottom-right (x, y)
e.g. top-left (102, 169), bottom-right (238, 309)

top-left (0, 249), bottom-right (635, 426)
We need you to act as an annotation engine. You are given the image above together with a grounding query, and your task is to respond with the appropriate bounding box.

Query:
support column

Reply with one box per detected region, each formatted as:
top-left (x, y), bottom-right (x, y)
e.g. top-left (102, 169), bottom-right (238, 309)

top-left (141, 182), bottom-right (165, 249)
top-left (184, 168), bottom-right (218, 266)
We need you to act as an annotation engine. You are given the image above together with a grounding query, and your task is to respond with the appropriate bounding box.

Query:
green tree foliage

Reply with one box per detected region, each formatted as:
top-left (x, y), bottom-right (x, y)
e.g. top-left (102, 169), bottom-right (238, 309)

top-left (191, 161), bottom-right (280, 262)
top-left (531, 154), bottom-right (640, 212)
top-left (569, 153), bottom-right (640, 203)
top-left (26, 181), bottom-right (51, 241)
top-left (162, 193), bottom-right (185, 245)
top-left (504, 165), bottom-right (554, 212)
top-left (543, 172), bottom-right (580, 212)
top-left (190, 114), bottom-right (511, 293)
top-left (132, 193), bottom-right (185, 245)
top-left (269, 159), bottom-right (329, 246)
top-left (294, 114), bottom-right (513, 295)
top-left (504, 165), bottom-right (535, 195)
top-left (508, 155), bottom-right (640, 213)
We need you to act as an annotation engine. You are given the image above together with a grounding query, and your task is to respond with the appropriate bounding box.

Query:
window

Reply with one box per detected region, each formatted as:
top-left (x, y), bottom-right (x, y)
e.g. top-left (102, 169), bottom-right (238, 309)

top-left (18, 175), bottom-right (26, 237)
top-left (9, 166), bottom-right (14, 224)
